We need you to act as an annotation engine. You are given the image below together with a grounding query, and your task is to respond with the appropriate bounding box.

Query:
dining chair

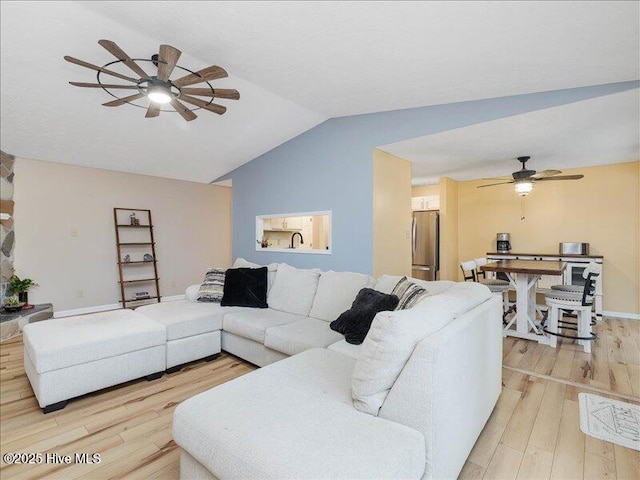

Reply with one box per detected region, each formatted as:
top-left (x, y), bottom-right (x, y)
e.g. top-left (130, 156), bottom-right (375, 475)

top-left (460, 259), bottom-right (511, 317)
top-left (542, 269), bottom-right (600, 353)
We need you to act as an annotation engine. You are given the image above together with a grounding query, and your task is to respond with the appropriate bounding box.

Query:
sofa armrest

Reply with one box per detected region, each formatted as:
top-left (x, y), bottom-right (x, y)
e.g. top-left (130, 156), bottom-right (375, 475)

top-left (378, 295), bottom-right (502, 480)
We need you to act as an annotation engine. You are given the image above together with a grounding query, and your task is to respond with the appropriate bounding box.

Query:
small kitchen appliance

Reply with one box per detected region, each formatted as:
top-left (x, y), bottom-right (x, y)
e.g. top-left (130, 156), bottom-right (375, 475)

top-left (559, 242), bottom-right (589, 255)
top-left (497, 233), bottom-right (511, 253)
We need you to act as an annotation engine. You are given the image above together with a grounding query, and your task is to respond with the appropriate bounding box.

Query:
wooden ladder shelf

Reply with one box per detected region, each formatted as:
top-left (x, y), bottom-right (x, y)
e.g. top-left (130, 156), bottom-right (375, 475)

top-left (113, 208), bottom-right (161, 309)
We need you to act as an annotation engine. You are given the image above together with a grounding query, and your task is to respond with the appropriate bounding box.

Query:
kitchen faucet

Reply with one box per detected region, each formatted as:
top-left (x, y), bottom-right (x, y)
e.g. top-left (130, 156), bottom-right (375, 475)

top-left (290, 232), bottom-right (304, 249)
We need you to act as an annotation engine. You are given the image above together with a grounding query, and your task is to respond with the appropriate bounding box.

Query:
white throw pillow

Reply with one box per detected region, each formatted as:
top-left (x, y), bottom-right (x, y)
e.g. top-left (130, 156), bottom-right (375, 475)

top-left (352, 281), bottom-right (492, 415)
top-left (185, 284), bottom-right (201, 302)
top-left (267, 263), bottom-right (321, 316)
top-left (309, 271), bottom-right (375, 322)
top-left (233, 258), bottom-right (279, 294)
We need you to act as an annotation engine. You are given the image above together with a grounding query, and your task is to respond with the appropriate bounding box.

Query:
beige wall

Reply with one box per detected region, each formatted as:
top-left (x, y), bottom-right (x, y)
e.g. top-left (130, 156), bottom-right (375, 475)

top-left (13, 158), bottom-right (232, 312)
top-left (372, 149), bottom-right (412, 277)
top-left (438, 177), bottom-right (459, 281)
top-left (412, 184), bottom-right (440, 197)
top-left (457, 161), bottom-right (639, 315)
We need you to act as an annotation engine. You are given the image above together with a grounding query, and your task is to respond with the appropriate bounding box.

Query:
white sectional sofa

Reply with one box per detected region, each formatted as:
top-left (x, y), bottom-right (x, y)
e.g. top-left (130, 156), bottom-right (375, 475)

top-left (22, 259), bottom-right (502, 479)
top-left (166, 261), bottom-right (502, 480)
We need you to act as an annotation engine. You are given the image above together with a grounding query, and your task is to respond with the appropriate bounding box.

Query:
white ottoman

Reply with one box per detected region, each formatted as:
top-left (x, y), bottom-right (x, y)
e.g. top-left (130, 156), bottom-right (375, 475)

top-left (23, 309), bottom-right (166, 413)
top-left (136, 300), bottom-right (233, 372)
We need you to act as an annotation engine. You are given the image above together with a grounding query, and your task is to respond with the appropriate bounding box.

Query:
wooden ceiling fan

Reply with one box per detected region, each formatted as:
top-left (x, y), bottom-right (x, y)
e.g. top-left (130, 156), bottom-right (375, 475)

top-left (65, 40), bottom-right (239, 121)
top-left (478, 156), bottom-right (584, 196)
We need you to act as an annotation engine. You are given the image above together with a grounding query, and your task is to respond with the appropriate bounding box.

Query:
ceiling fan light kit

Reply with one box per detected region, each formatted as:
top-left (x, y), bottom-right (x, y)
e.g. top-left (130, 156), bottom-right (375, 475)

top-left (65, 40), bottom-right (239, 121)
top-left (514, 180), bottom-right (534, 196)
top-left (479, 156), bottom-right (584, 195)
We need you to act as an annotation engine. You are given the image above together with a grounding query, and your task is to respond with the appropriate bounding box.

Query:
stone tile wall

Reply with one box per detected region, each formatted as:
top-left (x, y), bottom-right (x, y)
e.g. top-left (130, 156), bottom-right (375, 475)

top-left (1, 150), bottom-right (15, 302)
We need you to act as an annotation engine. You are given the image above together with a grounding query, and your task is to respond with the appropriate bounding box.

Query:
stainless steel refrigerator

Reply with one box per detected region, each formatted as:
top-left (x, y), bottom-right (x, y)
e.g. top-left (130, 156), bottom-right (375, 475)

top-left (412, 210), bottom-right (439, 281)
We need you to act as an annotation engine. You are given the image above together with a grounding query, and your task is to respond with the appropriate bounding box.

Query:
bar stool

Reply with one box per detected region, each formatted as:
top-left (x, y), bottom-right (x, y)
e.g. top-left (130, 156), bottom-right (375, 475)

top-left (460, 259), bottom-right (511, 318)
top-left (550, 261), bottom-right (600, 294)
top-left (542, 271), bottom-right (599, 353)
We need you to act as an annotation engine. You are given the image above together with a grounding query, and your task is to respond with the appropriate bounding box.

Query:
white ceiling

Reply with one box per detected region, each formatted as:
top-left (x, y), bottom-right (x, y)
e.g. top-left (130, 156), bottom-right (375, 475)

top-left (1, 1), bottom-right (638, 183)
top-left (381, 89), bottom-right (640, 185)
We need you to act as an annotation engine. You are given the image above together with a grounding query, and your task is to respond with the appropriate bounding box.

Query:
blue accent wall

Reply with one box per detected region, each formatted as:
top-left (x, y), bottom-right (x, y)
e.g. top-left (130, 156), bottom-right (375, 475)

top-left (221, 81), bottom-right (639, 274)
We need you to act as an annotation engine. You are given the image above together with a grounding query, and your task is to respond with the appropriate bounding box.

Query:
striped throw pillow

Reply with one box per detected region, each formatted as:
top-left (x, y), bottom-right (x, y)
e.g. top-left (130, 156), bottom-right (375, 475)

top-left (391, 276), bottom-right (429, 310)
top-left (197, 268), bottom-right (226, 303)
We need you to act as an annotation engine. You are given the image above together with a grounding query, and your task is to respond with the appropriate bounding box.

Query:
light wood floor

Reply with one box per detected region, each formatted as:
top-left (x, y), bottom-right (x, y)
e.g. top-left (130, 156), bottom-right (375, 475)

top-left (1, 318), bottom-right (638, 480)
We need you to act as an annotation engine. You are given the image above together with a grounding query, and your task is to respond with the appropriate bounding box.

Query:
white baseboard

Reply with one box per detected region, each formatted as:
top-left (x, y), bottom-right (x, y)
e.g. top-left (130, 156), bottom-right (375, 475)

top-left (54, 294), bottom-right (186, 318)
top-left (602, 310), bottom-right (640, 320)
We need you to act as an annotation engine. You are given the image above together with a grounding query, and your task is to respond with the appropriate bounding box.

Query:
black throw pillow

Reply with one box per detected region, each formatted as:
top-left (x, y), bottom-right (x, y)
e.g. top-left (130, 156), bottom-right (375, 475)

top-left (220, 267), bottom-right (268, 308)
top-left (330, 288), bottom-right (399, 345)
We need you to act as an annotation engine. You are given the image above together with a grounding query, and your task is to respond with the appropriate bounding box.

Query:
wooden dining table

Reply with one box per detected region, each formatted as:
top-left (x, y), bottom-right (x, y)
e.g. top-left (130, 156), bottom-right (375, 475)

top-left (480, 259), bottom-right (566, 344)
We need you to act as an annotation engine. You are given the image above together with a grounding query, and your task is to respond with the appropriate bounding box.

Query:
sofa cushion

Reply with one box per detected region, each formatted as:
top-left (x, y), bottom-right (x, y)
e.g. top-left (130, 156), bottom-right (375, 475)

top-left (267, 263), bottom-right (321, 316)
top-left (221, 267), bottom-right (268, 308)
top-left (375, 275), bottom-right (455, 296)
top-left (329, 288), bottom-right (399, 344)
top-left (23, 309), bottom-right (166, 374)
top-left (352, 282), bottom-right (492, 415)
top-left (223, 308), bottom-right (306, 344)
top-left (185, 284), bottom-right (201, 302)
top-left (136, 300), bottom-right (239, 341)
top-left (308, 270), bottom-right (374, 322)
top-left (264, 318), bottom-right (344, 356)
top-left (328, 339), bottom-right (362, 360)
top-left (173, 348), bottom-right (425, 480)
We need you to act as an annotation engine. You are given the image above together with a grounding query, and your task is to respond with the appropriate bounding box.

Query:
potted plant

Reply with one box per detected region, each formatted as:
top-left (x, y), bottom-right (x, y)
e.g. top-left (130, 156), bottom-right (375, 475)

top-left (9, 273), bottom-right (38, 306)
top-left (2, 295), bottom-right (24, 313)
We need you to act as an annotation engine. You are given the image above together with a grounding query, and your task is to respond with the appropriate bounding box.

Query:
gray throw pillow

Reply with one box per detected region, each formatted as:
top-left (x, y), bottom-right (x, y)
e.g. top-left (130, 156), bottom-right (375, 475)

top-left (391, 276), bottom-right (429, 310)
top-left (197, 268), bottom-right (226, 302)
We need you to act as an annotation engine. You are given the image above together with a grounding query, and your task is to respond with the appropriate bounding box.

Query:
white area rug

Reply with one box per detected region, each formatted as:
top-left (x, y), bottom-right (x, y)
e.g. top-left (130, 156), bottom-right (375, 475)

top-left (578, 393), bottom-right (640, 451)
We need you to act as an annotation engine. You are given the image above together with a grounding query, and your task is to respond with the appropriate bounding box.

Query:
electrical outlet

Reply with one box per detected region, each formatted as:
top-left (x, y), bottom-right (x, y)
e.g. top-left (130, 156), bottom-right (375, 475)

top-left (71, 227), bottom-right (78, 237)
top-left (406, 230), bottom-right (410, 240)
top-left (77, 289), bottom-right (84, 298)
top-left (171, 280), bottom-right (176, 288)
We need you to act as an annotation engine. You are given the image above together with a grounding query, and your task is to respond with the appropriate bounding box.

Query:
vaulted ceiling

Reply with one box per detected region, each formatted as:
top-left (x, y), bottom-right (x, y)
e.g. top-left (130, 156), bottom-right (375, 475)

top-left (1, 1), bottom-right (638, 183)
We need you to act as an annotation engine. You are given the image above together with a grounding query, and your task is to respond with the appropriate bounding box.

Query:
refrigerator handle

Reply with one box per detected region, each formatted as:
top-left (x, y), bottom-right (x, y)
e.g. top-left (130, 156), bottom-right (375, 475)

top-left (412, 215), bottom-right (417, 259)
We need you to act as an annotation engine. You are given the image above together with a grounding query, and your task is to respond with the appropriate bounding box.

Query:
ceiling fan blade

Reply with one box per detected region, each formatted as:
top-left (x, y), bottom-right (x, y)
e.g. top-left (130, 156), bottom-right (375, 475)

top-left (536, 175), bottom-right (584, 181)
top-left (531, 169), bottom-right (562, 179)
top-left (145, 103), bottom-right (161, 118)
top-left (180, 88), bottom-right (240, 100)
top-left (64, 56), bottom-right (138, 83)
top-left (157, 44), bottom-right (182, 82)
top-left (179, 94), bottom-right (227, 114)
top-left (477, 181), bottom-right (515, 188)
top-left (98, 40), bottom-right (149, 79)
top-left (69, 81), bottom-right (139, 90)
top-left (480, 176), bottom-right (513, 181)
top-left (170, 98), bottom-right (197, 121)
top-left (102, 93), bottom-right (145, 107)
top-left (172, 65), bottom-right (228, 87)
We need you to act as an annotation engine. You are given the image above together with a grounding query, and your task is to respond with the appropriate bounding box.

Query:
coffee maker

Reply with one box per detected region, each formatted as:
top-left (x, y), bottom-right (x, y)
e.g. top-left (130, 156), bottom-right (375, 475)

top-left (497, 233), bottom-right (511, 253)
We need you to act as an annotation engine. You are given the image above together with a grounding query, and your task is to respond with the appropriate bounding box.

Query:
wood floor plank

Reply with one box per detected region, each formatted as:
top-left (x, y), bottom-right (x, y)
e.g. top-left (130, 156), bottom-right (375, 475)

top-left (527, 380), bottom-right (566, 453)
top-left (549, 399), bottom-right (585, 480)
top-left (501, 377), bottom-right (546, 452)
top-left (483, 443), bottom-right (523, 480)
top-left (613, 444), bottom-right (640, 480)
top-left (516, 445), bottom-right (554, 480)
top-left (584, 451), bottom-right (617, 480)
top-left (468, 388), bottom-right (522, 468)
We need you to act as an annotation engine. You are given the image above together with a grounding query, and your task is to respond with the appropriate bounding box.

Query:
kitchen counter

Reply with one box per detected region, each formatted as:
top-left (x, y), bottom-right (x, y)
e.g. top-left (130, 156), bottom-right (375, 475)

top-left (487, 252), bottom-right (603, 259)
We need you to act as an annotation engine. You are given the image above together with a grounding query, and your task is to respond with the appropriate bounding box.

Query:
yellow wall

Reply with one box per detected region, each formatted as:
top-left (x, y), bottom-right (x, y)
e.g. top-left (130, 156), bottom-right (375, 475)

top-left (457, 161), bottom-right (639, 315)
top-left (13, 158), bottom-right (232, 311)
top-left (412, 184), bottom-right (440, 197)
top-left (438, 177), bottom-right (459, 281)
top-left (372, 149), bottom-right (412, 277)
